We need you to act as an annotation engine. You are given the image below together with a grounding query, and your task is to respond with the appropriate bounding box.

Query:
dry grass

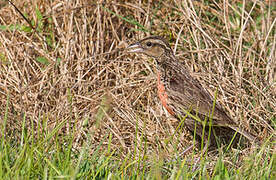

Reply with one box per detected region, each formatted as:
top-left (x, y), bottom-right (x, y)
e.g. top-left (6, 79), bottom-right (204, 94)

top-left (0, 0), bottom-right (275, 170)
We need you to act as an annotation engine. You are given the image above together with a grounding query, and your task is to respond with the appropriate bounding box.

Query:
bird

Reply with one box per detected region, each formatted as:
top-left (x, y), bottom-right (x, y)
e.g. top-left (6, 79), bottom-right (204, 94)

top-left (126, 36), bottom-right (257, 148)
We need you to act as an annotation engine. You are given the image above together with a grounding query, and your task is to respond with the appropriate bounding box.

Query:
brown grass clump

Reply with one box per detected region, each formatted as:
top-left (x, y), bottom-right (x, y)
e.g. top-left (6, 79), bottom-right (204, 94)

top-left (0, 0), bottom-right (275, 163)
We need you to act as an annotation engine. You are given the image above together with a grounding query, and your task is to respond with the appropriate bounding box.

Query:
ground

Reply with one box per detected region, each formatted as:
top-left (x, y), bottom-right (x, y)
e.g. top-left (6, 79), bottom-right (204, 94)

top-left (0, 0), bottom-right (275, 179)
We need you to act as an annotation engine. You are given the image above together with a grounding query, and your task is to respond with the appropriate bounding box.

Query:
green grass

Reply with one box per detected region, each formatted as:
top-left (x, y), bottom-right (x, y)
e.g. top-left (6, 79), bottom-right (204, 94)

top-left (0, 121), bottom-right (273, 179)
top-left (0, 96), bottom-right (273, 179)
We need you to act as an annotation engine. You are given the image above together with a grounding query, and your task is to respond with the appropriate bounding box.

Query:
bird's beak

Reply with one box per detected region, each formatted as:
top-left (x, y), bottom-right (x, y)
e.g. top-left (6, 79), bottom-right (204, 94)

top-left (126, 42), bottom-right (144, 53)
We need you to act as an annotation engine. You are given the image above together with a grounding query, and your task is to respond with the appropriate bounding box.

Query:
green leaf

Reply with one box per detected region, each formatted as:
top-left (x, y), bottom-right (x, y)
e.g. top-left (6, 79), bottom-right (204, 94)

top-left (36, 57), bottom-right (49, 66)
top-left (56, 57), bottom-right (61, 66)
top-left (0, 25), bottom-right (7, 31)
top-left (35, 7), bottom-right (43, 21)
top-left (20, 25), bottom-right (32, 33)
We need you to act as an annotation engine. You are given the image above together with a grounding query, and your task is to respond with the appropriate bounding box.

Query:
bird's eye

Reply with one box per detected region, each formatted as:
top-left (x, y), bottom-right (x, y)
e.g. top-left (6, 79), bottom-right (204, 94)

top-left (146, 42), bottom-right (152, 47)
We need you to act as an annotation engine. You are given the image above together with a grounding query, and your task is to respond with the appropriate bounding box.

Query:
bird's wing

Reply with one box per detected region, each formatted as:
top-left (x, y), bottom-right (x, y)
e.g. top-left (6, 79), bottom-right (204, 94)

top-left (166, 61), bottom-right (234, 126)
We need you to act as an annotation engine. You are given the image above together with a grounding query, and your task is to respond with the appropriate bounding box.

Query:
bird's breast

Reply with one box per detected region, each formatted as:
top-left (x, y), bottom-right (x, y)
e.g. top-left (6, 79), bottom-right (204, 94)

top-left (157, 71), bottom-right (175, 115)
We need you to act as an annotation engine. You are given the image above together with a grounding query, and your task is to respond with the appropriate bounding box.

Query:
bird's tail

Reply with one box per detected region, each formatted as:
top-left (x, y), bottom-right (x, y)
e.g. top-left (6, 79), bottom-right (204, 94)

top-left (230, 126), bottom-right (258, 143)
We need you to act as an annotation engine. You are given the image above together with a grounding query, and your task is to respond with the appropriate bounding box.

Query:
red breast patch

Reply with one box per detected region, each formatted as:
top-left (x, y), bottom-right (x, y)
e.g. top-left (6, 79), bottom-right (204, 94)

top-left (157, 72), bottom-right (175, 115)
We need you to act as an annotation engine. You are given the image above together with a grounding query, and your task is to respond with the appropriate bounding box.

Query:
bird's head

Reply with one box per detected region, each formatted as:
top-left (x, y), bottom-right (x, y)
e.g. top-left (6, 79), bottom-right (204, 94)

top-left (126, 36), bottom-right (173, 64)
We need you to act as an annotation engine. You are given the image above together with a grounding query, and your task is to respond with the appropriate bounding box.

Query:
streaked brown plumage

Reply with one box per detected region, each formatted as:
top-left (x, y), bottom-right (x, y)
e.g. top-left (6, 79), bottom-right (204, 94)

top-left (127, 36), bottom-right (256, 147)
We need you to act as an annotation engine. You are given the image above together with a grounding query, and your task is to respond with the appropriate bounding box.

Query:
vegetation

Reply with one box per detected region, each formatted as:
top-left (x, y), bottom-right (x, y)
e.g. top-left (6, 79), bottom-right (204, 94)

top-left (0, 0), bottom-right (275, 179)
